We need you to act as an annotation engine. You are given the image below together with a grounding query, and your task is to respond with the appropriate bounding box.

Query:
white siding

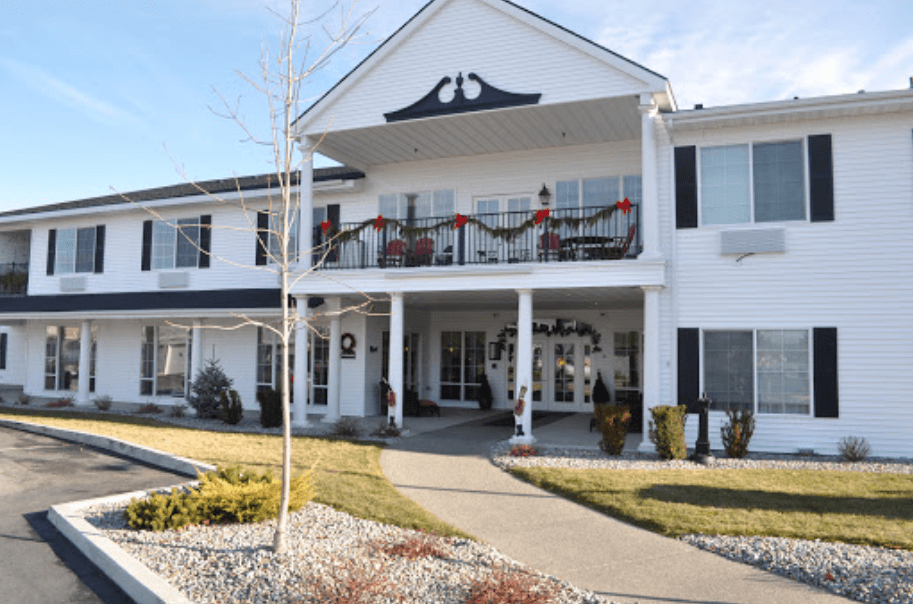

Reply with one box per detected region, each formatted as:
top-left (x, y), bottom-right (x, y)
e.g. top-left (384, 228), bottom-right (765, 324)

top-left (0, 325), bottom-right (25, 386)
top-left (670, 112), bottom-right (913, 457)
top-left (28, 200), bottom-right (285, 296)
top-left (303, 0), bottom-right (649, 136)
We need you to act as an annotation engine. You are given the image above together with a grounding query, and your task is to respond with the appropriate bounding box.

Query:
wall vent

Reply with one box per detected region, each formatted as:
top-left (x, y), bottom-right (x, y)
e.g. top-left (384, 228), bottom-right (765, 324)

top-left (720, 228), bottom-right (786, 255)
top-left (59, 276), bottom-right (86, 292)
top-left (158, 272), bottom-right (189, 289)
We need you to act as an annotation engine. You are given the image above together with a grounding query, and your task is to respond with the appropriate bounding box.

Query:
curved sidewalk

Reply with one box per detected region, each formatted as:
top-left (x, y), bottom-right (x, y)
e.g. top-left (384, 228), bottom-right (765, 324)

top-left (380, 418), bottom-right (849, 604)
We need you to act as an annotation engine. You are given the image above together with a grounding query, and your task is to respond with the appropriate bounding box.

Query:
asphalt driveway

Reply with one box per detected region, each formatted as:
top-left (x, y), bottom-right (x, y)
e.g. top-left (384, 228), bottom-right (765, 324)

top-left (0, 426), bottom-right (188, 604)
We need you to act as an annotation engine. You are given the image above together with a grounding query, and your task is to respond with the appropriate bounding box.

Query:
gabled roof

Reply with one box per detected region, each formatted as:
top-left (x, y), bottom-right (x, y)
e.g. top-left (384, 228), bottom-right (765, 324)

top-left (294, 0), bottom-right (671, 136)
top-left (0, 166), bottom-right (364, 220)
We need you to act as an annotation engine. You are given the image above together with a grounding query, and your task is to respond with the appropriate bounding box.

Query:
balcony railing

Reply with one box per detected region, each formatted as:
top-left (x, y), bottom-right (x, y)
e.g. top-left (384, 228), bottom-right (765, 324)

top-left (0, 262), bottom-right (28, 296)
top-left (312, 205), bottom-right (640, 270)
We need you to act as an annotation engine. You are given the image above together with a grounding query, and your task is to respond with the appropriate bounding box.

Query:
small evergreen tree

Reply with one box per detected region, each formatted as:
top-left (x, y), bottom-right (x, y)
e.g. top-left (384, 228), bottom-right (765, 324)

top-left (220, 389), bottom-right (245, 425)
top-left (190, 359), bottom-right (233, 419)
top-left (477, 373), bottom-right (493, 410)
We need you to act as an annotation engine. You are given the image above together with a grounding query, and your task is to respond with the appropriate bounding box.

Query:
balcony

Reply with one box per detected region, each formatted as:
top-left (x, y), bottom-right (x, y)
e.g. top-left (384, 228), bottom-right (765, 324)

top-left (0, 263), bottom-right (28, 296)
top-left (313, 205), bottom-right (640, 271)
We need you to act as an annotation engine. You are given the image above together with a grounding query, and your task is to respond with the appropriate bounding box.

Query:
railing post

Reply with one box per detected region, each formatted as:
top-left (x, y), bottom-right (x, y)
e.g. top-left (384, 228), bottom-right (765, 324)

top-left (542, 222), bottom-right (549, 263)
top-left (381, 227), bottom-right (388, 268)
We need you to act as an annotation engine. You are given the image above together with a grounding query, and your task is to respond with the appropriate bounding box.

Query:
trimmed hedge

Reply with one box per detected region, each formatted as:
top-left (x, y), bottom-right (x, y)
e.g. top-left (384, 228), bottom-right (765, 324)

top-left (595, 404), bottom-right (631, 456)
top-left (648, 404), bottom-right (688, 460)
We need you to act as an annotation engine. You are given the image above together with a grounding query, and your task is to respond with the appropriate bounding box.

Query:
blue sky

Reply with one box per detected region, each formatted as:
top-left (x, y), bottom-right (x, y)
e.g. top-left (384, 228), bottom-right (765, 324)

top-left (1, 0), bottom-right (911, 213)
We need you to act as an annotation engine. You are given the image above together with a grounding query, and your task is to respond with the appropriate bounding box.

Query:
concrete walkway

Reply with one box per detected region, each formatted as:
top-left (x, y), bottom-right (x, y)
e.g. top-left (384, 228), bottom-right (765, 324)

top-left (381, 414), bottom-right (849, 604)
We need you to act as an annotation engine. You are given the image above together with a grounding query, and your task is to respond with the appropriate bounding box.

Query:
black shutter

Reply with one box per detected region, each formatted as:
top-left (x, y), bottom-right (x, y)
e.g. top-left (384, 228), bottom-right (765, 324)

top-left (256, 211), bottom-right (269, 266)
top-left (678, 328), bottom-right (700, 413)
top-left (813, 327), bottom-right (839, 418)
top-left (198, 215), bottom-right (212, 268)
top-left (0, 333), bottom-right (7, 370)
top-left (808, 134), bottom-right (834, 222)
top-left (46, 229), bottom-right (57, 275)
top-left (675, 146), bottom-right (698, 229)
top-left (141, 221), bottom-right (152, 271)
top-left (327, 204), bottom-right (340, 263)
top-left (94, 225), bottom-right (105, 273)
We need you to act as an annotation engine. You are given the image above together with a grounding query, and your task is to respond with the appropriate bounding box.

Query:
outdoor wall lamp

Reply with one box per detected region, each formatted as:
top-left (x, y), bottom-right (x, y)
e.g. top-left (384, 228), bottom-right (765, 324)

top-left (538, 184), bottom-right (551, 206)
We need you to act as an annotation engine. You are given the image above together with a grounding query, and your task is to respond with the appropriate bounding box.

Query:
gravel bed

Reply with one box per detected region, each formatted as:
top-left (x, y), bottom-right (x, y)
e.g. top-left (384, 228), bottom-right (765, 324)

top-left (681, 535), bottom-right (913, 604)
top-left (490, 442), bottom-right (913, 474)
top-left (84, 500), bottom-right (615, 604)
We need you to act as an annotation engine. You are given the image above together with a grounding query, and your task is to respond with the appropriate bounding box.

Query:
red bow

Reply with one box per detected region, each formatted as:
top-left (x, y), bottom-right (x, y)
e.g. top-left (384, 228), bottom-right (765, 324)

top-left (374, 215), bottom-right (385, 231)
top-left (616, 198), bottom-right (632, 215)
top-left (535, 209), bottom-right (550, 225)
top-left (321, 220), bottom-right (331, 234)
top-left (454, 213), bottom-right (468, 229)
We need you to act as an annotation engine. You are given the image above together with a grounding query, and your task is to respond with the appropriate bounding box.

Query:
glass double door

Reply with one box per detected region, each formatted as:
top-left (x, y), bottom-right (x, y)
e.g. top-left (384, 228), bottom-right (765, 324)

top-left (531, 339), bottom-right (592, 412)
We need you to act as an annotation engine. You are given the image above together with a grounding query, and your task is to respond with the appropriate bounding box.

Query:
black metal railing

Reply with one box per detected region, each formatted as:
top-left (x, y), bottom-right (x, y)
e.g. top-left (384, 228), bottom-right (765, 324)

top-left (0, 262), bottom-right (28, 296)
top-left (312, 205), bottom-right (640, 270)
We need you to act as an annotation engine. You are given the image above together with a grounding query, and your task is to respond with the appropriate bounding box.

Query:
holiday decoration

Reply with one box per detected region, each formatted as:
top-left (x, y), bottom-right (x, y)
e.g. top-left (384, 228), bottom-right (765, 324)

top-left (387, 389), bottom-right (396, 408)
top-left (454, 213), bottom-right (468, 228)
top-left (534, 208), bottom-right (550, 225)
top-left (616, 197), bottom-right (632, 214)
top-left (321, 220), bottom-right (331, 234)
top-left (374, 215), bottom-right (385, 231)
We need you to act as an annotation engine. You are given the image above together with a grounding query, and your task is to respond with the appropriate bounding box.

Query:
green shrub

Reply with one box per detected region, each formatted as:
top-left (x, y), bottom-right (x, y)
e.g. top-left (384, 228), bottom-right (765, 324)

top-left (92, 395), bottom-right (113, 411)
top-left (124, 466), bottom-right (315, 531)
top-left (332, 417), bottom-right (361, 437)
top-left (220, 389), bottom-right (244, 425)
top-left (720, 408), bottom-right (755, 458)
top-left (190, 359), bottom-right (233, 419)
top-left (595, 404), bottom-right (631, 456)
top-left (648, 404), bottom-right (688, 460)
top-left (256, 388), bottom-right (283, 428)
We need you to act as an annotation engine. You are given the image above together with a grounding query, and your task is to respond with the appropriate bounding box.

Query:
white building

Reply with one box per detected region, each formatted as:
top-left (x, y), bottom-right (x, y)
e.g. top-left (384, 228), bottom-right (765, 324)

top-left (2, 0), bottom-right (912, 456)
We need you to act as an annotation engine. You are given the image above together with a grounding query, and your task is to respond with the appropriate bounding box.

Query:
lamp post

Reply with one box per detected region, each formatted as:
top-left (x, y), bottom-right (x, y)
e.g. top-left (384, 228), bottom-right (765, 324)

top-left (693, 393), bottom-right (715, 465)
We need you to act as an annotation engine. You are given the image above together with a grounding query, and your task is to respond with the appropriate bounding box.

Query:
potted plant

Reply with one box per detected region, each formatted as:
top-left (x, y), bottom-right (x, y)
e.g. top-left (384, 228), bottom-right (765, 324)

top-left (477, 372), bottom-right (493, 410)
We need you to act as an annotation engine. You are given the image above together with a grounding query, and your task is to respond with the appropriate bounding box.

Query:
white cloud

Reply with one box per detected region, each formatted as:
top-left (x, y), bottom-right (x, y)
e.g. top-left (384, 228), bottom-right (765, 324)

top-left (0, 56), bottom-right (146, 128)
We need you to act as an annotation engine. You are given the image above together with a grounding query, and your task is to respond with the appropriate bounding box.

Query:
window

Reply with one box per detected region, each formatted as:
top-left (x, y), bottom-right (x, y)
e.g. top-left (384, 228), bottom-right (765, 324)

top-left (556, 176), bottom-right (641, 238)
top-left (613, 331), bottom-right (641, 391)
top-left (440, 331), bottom-right (485, 400)
top-left (700, 140), bottom-right (806, 225)
top-left (153, 218), bottom-right (201, 269)
top-left (703, 329), bottom-right (810, 414)
top-left (44, 325), bottom-right (96, 391)
top-left (379, 190), bottom-right (454, 220)
top-left (140, 325), bottom-right (188, 397)
top-left (256, 327), bottom-right (294, 395)
top-left (54, 227), bottom-right (98, 274)
top-left (311, 328), bottom-right (328, 405)
top-left (268, 211), bottom-right (299, 262)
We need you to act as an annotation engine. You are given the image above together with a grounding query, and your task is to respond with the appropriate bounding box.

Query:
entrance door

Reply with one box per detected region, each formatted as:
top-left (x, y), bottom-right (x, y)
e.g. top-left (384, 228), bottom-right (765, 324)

top-left (531, 338), bottom-right (592, 412)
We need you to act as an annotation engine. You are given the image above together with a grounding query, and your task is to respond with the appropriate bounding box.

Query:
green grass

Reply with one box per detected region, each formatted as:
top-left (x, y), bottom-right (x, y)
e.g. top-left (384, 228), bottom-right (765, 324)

top-left (510, 466), bottom-right (913, 550)
top-left (0, 408), bottom-right (473, 539)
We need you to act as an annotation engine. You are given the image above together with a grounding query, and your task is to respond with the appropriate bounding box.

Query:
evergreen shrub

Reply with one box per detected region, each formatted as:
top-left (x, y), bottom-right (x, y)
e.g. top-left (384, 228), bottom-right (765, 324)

top-left (220, 389), bottom-right (244, 425)
top-left (720, 408), bottom-right (755, 458)
top-left (124, 466), bottom-right (315, 531)
top-left (595, 404), bottom-right (631, 456)
top-left (190, 359), bottom-right (233, 419)
top-left (256, 388), bottom-right (283, 428)
top-left (648, 404), bottom-right (688, 460)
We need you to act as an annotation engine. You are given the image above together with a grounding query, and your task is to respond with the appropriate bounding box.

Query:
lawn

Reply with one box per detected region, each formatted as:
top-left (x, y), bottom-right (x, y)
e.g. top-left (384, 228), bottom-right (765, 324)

top-left (510, 465), bottom-right (913, 550)
top-left (0, 408), bottom-right (473, 539)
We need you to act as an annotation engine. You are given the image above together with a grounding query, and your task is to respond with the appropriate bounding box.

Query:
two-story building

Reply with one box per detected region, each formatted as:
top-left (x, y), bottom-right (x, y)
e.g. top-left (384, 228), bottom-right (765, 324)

top-left (2, 0), bottom-right (911, 456)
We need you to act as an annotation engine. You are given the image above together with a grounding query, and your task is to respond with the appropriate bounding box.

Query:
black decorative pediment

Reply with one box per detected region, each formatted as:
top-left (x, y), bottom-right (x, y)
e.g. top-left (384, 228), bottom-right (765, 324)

top-left (384, 72), bottom-right (541, 123)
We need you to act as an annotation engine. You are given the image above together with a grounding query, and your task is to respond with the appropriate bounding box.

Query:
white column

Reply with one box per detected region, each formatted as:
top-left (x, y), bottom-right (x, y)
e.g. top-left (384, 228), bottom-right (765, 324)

top-left (190, 320), bottom-right (202, 385)
top-left (298, 141), bottom-right (314, 271)
top-left (388, 292), bottom-right (405, 429)
top-left (510, 289), bottom-right (535, 445)
top-left (640, 285), bottom-right (662, 452)
top-left (323, 297), bottom-right (342, 423)
top-left (77, 320), bottom-right (91, 405)
top-left (293, 296), bottom-right (309, 427)
top-left (639, 97), bottom-right (661, 261)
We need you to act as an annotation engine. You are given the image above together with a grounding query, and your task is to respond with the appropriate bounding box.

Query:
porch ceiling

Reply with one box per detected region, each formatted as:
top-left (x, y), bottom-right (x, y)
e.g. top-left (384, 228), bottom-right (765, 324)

top-left (340, 286), bottom-right (644, 313)
top-left (308, 97), bottom-right (642, 169)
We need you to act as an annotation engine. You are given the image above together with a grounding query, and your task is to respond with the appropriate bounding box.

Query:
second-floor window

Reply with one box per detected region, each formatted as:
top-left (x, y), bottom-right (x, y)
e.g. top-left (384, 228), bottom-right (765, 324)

top-left (700, 140), bottom-right (805, 225)
top-left (47, 225), bottom-right (105, 275)
top-left (153, 218), bottom-right (200, 269)
top-left (142, 216), bottom-right (211, 271)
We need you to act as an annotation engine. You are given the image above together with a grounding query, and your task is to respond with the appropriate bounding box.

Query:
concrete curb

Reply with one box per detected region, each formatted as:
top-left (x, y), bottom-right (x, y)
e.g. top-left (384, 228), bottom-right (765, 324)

top-left (0, 418), bottom-right (217, 476)
top-left (49, 491), bottom-right (194, 604)
top-left (0, 418), bottom-right (215, 604)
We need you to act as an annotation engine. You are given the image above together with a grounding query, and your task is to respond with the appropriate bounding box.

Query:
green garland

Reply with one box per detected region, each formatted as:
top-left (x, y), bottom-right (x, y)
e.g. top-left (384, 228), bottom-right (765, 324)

top-left (333, 205), bottom-right (620, 243)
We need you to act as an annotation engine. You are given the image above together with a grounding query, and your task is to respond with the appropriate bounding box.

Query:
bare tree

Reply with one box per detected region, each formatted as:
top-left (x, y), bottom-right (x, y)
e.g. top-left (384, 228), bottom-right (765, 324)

top-left (122, 0), bottom-right (373, 554)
